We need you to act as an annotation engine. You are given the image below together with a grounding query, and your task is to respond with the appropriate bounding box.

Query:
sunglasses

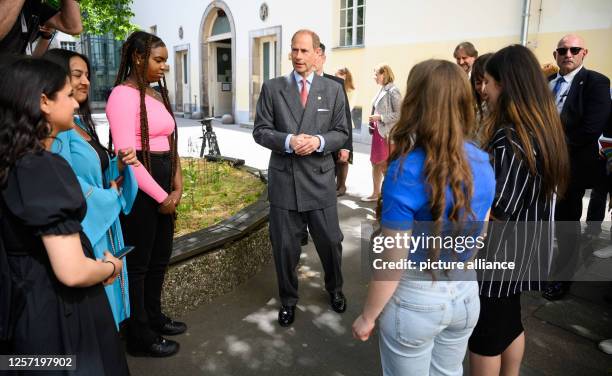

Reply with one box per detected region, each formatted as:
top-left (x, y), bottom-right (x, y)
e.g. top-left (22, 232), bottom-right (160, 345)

top-left (556, 47), bottom-right (583, 55)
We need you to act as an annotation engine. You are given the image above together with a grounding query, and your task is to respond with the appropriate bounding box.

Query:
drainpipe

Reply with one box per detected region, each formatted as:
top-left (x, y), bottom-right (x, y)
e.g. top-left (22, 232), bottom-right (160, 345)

top-left (520, 0), bottom-right (531, 46)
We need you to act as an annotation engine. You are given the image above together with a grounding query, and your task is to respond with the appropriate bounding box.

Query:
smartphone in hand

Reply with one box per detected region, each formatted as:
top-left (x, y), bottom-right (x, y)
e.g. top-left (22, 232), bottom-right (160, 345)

top-left (114, 246), bottom-right (134, 259)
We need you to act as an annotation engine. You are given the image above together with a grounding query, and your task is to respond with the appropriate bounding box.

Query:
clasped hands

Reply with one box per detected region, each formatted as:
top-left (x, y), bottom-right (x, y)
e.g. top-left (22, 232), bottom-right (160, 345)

top-left (290, 134), bottom-right (321, 156)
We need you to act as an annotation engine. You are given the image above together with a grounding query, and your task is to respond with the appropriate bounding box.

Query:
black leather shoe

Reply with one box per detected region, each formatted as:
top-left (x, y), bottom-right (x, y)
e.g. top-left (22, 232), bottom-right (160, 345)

top-left (278, 305), bottom-right (295, 327)
top-left (156, 317), bottom-right (187, 336)
top-left (542, 282), bottom-right (569, 301)
top-left (127, 336), bottom-right (179, 357)
top-left (330, 291), bottom-right (347, 313)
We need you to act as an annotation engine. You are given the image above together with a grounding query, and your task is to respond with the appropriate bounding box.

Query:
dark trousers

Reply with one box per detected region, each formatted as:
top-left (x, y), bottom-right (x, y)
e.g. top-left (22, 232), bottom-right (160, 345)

top-left (553, 184), bottom-right (584, 284)
top-left (121, 153), bottom-right (174, 345)
top-left (553, 166), bottom-right (606, 287)
top-left (586, 176), bottom-right (612, 233)
top-left (269, 205), bottom-right (344, 306)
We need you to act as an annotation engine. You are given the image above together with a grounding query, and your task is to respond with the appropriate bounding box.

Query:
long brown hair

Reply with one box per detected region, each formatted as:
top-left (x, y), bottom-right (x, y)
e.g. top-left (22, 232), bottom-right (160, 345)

top-left (111, 31), bottom-right (178, 182)
top-left (483, 45), bottom-right (569, 198)
top-left (387, 59), bottom-right (476, 262)
top-left (336, 67), bottom-right (355, 92)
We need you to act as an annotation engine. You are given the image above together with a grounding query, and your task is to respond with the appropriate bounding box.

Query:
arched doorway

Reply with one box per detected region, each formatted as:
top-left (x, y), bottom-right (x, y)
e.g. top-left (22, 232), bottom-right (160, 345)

top-left (199, 1), bottom-right (236, 118)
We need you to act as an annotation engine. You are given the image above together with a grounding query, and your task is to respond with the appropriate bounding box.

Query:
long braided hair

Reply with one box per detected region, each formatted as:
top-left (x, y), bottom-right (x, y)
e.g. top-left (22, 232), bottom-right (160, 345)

top-left (111, 31), bottom-right (178, 186)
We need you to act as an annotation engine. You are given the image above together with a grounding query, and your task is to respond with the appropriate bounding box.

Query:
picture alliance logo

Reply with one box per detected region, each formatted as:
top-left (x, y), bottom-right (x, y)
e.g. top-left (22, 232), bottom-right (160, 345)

top-left (371, 258), bottom-right (516, 271)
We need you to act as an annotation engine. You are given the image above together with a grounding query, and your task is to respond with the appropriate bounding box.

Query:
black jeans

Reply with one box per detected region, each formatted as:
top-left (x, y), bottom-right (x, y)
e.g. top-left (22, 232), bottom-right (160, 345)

top-left (121, 153), bottom-right (174, 345)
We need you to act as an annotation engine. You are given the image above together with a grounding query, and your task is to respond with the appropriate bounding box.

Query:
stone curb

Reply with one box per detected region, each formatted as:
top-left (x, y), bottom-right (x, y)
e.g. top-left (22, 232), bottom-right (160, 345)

top-left (169, 164), bottom-right (269, 265)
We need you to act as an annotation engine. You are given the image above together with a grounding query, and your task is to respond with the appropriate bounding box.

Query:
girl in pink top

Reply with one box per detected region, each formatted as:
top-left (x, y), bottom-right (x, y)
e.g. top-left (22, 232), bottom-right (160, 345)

top-left (106, 31), bottom-right (185, 358)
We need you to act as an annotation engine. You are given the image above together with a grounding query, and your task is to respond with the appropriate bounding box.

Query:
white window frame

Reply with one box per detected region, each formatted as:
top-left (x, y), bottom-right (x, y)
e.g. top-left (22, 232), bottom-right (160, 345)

top-left (60, 41), bottom-right (76, 51)
top-left (339, 0), bottom-right (365, 47)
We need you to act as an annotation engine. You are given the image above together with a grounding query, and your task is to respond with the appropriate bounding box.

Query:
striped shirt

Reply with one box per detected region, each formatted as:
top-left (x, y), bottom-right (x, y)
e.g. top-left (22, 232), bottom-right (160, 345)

top-left (480, 127), bottom-right (554, 297)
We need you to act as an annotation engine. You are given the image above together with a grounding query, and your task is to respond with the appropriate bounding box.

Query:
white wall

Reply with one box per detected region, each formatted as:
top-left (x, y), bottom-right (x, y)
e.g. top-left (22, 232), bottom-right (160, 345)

top-left (131, 0), bottom-right (334, 123)
top-left (130, 0), bottom-right (612, 124)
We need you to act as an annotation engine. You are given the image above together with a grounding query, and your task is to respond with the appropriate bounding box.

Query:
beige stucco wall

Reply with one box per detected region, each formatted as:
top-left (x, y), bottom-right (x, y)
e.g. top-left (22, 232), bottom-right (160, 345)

top-left (130, 0), bottom-right (611, 126)
top-left (326, 0), bottom-right (611, 130)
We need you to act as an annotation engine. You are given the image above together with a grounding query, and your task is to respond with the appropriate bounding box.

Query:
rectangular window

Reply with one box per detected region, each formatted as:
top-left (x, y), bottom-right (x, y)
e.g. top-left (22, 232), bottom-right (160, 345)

top-left (339, 0), bottom-right (365, 47)
top-left (60, 41), bottom-right (76, 51)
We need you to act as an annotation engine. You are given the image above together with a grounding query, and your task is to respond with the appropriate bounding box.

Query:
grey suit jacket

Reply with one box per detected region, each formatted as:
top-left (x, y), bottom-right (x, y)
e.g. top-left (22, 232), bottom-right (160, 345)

top-left (253, 73), bottom-right (348, 212)
top-left (373, 83), bottom-right (402, 138)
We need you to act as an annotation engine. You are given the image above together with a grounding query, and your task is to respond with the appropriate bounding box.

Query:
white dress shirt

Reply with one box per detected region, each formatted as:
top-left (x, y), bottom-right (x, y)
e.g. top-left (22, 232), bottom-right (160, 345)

top-left (549, 65), bottom-right (583, 113)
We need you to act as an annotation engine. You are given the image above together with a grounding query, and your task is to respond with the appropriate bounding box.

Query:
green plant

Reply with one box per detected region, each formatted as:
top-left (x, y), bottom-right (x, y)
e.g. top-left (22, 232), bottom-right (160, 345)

top-left (174, 158), bottom-right (264, 237)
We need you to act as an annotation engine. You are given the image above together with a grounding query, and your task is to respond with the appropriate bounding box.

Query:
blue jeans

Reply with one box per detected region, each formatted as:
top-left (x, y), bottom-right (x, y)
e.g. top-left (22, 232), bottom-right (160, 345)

top-left (378, 273), bottom-right (480, 376)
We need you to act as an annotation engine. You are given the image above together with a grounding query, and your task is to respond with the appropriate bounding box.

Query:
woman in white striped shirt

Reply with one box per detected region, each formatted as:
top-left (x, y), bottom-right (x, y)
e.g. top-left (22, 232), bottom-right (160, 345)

top-left (468, 45), bottom-right (570, 376)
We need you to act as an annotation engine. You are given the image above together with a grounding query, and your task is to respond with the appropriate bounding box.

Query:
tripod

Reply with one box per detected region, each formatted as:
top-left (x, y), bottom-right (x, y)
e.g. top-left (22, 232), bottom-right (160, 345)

top-left (199, 117), bottom-right (221, 157)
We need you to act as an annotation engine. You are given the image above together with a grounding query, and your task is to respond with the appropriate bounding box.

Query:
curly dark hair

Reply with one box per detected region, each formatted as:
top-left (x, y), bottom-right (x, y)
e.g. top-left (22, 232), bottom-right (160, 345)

top-left (0, 57), bottom-right (68, 188)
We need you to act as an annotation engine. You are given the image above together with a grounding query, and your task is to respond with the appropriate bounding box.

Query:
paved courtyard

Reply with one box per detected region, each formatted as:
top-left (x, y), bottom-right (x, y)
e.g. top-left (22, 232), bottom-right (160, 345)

top-left (93, 116), bottom-right (612, 375)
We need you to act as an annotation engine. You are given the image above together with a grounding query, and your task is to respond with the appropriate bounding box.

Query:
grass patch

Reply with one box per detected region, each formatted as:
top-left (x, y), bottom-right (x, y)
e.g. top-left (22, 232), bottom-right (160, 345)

top-left (175, 157), bottom-right (265, 237)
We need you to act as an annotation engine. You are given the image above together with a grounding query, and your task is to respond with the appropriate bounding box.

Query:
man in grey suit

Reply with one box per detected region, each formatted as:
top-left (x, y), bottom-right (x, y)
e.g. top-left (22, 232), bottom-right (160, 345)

top-left (253, 29), bottom-right (349, 327)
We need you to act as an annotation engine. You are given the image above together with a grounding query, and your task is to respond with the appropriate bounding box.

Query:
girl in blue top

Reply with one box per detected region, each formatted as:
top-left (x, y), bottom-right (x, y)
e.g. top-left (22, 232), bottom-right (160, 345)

top-left (44, 49), bottom-right (139, 328)
top-left (352, 60), bottom-right (496, 376)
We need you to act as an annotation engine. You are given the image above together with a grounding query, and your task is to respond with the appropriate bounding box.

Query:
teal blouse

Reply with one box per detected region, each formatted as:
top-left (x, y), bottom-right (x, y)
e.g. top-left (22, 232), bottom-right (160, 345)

top-left (52, 118), bottom-right (138, 328)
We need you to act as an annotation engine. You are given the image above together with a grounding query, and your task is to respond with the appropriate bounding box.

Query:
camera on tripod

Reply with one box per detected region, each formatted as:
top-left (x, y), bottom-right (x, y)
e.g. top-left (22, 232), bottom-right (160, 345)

top-left (200, 117), bottom-right (221, 157)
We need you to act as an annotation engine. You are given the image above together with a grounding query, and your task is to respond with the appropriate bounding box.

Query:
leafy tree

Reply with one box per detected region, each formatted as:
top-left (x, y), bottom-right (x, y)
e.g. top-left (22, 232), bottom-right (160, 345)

top-left (79, 0), bottom-right (137, 39)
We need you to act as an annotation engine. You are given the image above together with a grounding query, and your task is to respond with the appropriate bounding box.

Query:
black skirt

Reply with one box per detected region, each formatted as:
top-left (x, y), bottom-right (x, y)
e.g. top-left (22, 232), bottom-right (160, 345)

top-left (468, 293), bottom-right (524, 356)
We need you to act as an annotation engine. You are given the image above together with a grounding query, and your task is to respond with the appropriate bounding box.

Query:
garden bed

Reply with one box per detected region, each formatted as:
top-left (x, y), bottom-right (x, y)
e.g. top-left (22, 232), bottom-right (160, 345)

top-left (175, 157), bottom-right (265, 237)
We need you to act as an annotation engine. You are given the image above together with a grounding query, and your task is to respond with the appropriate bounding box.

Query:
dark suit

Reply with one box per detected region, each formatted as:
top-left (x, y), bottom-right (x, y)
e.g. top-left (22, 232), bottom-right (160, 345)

top-left (253, 73), bottom-right (348, 306)
top-left (323, 73), bottom-right (353, 154)
top-left (550, 68), bottom-right (611, 285)
top-left (549, 68), bottom-right (611, 221)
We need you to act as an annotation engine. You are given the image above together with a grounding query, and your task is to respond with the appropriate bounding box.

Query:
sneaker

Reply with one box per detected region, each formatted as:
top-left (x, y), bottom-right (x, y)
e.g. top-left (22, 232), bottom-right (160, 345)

top-left (593, 245), bottom-right (612, 259)
top-left (599, 339), bottom-right (612, 354)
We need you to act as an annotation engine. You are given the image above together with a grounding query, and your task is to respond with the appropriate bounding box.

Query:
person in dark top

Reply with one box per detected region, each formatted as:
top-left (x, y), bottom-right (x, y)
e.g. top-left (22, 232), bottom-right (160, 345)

top-left (543, 34), bottom-right (612, 300)
top-left (468, 45), bottom-right (569, 376)
top-left (0, 57), bottom-right (128, 375)
top-left (314, 43), bottom-right (353, 191)
top-left (0, 0), bottom-right (82, 55)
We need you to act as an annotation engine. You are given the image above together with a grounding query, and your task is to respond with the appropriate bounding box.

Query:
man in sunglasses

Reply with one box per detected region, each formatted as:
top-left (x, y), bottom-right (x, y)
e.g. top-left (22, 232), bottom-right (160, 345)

top-left (544, 34), bottom-right (612, 301)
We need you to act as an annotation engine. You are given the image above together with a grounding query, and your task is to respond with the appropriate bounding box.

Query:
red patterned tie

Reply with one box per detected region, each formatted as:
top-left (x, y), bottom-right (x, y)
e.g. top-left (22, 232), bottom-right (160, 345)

top-left (300, 78), bottom-right (308, 107)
